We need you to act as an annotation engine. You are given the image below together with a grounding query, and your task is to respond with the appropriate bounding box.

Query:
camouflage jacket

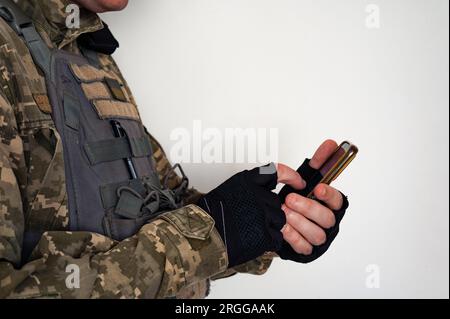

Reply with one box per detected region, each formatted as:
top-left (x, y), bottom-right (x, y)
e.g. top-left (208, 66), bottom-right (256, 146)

top-left (0, 0), bottom-right (273, 299)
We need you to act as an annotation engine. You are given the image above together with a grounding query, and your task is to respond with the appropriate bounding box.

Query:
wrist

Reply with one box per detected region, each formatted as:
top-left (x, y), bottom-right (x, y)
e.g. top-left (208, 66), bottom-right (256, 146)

top-left (197, 196), bottom-right (225, 240)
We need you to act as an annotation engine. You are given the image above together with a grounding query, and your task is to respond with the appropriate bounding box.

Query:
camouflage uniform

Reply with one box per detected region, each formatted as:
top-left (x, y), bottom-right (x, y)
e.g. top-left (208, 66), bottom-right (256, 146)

top-left (0, 0), bottom-right (273, 299)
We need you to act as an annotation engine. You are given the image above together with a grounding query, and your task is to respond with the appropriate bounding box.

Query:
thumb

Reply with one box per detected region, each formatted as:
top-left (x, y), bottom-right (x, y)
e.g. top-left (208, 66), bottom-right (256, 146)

top-left (276, 163), bottom-right (306, 190)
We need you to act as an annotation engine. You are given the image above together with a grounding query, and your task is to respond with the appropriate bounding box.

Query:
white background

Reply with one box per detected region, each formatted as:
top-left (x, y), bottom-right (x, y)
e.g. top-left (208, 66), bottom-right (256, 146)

top-left (103, 0), bottom-right (449, 298)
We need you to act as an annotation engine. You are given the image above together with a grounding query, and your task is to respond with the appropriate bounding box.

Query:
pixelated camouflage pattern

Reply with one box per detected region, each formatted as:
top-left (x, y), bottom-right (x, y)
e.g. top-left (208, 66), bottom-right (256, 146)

top-left (17, 0), bottom-right (103, 50)
top-left (0, 0), bottom-right (273, 299)
top-left (1, 205), bottom-right (227, 299)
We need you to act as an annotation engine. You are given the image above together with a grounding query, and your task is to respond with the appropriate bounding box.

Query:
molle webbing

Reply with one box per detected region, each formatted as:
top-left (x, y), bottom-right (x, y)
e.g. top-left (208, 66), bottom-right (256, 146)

top-left (84, 136), bottom-right (153, 165)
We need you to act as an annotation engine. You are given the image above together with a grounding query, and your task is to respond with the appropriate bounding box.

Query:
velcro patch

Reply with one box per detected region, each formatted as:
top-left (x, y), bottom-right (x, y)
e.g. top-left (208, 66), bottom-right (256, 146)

top-left (33, 94), bottom-right (52, 114)
top-left (92, 99), bottom-right (140, 121)
top-left (105, 78), bottom-right (127, 102)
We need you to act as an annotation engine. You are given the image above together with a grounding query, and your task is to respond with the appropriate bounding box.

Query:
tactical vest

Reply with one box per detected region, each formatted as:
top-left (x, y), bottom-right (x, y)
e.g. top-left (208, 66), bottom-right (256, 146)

top-left (0, 0), bottom-right (187, 260)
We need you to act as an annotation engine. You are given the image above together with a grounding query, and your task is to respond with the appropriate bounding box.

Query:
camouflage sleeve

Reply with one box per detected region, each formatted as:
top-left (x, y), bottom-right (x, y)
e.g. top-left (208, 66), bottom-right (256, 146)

top-left (147, 133), bottom-right (275, 278)
top-left (0, 93), bottom-right (228, 299)
top-left (211, 253), bottom-right (275, 281)
top-left (0, 91), bottom-right (26, 271)
top-left (1, 207), bottom-right (228, 299)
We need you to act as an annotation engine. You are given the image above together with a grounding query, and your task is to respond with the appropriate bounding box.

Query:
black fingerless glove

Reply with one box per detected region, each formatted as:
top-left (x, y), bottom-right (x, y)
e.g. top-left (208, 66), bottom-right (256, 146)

top-left (277, 159), bottom-right (349, 263)
top-left (197, 163), bottom-right (285, 268)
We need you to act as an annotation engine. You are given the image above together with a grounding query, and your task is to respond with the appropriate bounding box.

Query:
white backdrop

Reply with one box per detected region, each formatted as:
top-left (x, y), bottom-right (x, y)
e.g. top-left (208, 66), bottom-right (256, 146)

top-left (102, 0), bottom-right (449, 298)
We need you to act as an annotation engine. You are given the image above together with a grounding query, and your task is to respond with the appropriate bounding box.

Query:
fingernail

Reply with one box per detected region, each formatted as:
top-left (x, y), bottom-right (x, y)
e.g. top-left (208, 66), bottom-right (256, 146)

top-left (301, 179), bottom-right (307, 188)
top-left (286, 210), bottom-right (293, 219)
top-left (320, 187), bottom-right (327, 197)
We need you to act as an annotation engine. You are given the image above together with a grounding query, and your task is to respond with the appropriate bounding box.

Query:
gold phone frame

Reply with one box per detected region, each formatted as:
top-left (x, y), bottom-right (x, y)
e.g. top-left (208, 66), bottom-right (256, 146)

top-left (307, 141), bottom-right (358, 198)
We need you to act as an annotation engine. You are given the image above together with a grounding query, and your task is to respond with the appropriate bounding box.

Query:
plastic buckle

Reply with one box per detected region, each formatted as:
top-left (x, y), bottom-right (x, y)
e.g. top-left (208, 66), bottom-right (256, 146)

top-left (0, 0), bottom-right (33, 36)
top-left (163, 163), bottom-right (189, 194)
top-left (115, 186), bottom-right (144, 219)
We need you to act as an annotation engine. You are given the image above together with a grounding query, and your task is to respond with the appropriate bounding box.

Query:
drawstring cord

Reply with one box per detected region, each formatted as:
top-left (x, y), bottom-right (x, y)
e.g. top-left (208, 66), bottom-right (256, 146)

top-left (163, 163), bottom-right (189, 200)
top-left (115, 163), bottom-right (189, 217)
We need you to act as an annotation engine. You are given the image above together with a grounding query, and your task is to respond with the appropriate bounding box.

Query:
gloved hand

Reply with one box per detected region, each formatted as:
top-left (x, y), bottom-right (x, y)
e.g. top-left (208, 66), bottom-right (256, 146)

top-left (197, 163), bottom-right (285, 268)
top-left (277, 159), bottom-right (349, 263)
top-left (198, 140), bottom-right (351, 267)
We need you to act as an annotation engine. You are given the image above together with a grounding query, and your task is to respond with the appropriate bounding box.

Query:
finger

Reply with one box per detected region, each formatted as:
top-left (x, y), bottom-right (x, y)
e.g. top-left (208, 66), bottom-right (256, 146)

top-left (309, 139), bottom-right (338, 169)
top-left (283, 205), bottom-right (327, 246)
top-left (314, 184), bottom-right (344, 211)
top-left (285, 193), bottom-right (335, 229)
top-left (281, 224), bottom-right (313, 255)
top-left (276, 163), bottom-right (306, 190)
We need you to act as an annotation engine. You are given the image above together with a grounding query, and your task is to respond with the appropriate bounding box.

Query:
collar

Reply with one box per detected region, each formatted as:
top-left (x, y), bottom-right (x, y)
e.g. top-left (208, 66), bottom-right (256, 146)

top-left (16, 0), bottom-right (104, 49)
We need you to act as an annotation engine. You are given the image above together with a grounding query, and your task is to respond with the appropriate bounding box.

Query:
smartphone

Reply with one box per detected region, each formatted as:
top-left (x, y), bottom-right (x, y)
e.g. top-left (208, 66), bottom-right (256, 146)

top-left (307, 141), bottom-right (358, 198)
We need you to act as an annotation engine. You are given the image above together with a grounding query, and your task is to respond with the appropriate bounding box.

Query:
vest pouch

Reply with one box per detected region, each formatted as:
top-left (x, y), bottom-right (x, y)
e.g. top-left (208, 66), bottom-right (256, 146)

top-left (104, 215), bottom-right (151, 241)
top-left (100, 176), bottom-right (167, 240)
top-left (105, 178), bottom-right (185, 240)
top-left (45, 50), bottom-right (164, 240)
top-left (0, 0), bottom-right (172, 253)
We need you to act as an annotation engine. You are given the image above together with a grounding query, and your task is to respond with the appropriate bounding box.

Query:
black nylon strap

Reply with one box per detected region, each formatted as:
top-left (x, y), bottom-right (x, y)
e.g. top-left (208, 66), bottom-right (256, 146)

top-left (79, 46), bottom-right (101, 69)
top-left (63, 92), bottom-right (81, 130)
top-left (0, 0), bottom-right (30, 34)
top-left (129, 136), bottom-right (153, 158)
top-left (84, 137), bottom-right (131, 165)
top-left (84, 136), bottom-right (152, 165)
top-left (0, 0), bottom-right (51, 75)
top-left (21, 231), bottom-right (43, 264)
top-left (21, 26), bottom-right (51, 75)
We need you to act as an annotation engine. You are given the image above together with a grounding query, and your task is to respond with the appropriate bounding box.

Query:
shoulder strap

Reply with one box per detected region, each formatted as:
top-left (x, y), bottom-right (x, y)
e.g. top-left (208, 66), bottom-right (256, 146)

top-left (0, 0), bottom-right (51, 75)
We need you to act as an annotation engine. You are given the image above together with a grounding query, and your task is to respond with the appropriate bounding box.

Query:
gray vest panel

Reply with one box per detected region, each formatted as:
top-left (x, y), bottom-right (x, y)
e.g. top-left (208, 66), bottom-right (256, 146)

top-left (0, 0), bottom-right (183, 260)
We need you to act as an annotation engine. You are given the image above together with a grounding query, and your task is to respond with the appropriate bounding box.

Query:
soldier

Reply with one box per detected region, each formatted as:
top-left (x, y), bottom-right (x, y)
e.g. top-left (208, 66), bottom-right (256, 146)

top-left (0, 0), bottom-right (349, 299)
